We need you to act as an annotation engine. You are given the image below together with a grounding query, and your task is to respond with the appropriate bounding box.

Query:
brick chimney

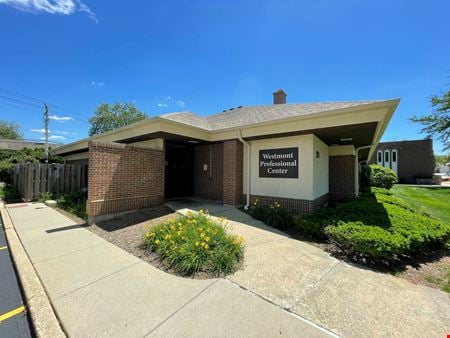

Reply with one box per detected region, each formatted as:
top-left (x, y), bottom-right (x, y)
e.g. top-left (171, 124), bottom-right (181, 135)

top-left (273, 89), bottom-right (287, 104)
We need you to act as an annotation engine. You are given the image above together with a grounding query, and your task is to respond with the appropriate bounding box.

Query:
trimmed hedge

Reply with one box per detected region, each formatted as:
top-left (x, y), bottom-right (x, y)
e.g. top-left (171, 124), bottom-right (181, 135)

top-left (362, 164), bottom-right (398, 189)
top-left (296, 188), bottom-right (450, 263)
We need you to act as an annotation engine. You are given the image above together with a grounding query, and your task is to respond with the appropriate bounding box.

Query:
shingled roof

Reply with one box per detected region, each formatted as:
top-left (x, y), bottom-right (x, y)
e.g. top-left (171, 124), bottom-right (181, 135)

top-left (160, 100), bottom-right (382, 131)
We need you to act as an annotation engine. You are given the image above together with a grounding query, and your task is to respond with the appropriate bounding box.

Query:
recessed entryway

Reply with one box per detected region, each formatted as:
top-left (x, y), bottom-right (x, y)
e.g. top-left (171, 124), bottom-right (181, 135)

top-left (165, 141), bottom-right (194, 199)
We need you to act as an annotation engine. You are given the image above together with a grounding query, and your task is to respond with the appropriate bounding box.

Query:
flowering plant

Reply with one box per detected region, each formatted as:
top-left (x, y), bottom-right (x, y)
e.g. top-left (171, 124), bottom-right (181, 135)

top-left (144, 210), bottom-right (244, 276)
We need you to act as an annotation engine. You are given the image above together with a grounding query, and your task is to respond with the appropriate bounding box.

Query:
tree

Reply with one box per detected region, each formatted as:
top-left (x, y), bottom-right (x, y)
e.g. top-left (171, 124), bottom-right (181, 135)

top-left (0, 121), bottom-right (22, 139)
top-left (88, 102), bottom-right (147, 136)
top-left (411, 89), bottom-right (450, 151)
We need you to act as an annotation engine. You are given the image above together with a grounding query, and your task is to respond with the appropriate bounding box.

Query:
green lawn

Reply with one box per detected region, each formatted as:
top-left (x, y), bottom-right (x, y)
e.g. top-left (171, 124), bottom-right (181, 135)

top-left (391, 186), bottom-right (450, 225)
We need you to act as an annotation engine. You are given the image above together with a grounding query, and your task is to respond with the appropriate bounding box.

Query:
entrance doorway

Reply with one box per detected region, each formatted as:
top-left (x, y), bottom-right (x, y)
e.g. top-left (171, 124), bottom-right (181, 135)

top-left (165, 142), bottom-right (194, 199)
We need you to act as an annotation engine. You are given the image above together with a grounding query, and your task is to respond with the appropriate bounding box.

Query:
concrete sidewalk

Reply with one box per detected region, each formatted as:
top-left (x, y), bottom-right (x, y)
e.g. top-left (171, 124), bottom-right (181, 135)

top-left (6, 202), bottom-right (333, 338)
top-left (168, 199), bottom-right (450, 338)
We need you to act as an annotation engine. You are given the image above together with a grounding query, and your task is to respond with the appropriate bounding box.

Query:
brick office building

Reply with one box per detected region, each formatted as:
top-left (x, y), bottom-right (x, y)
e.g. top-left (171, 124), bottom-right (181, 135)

top-left (369, 139), bottom-right (434, 183)
top-left (55, 90), bottom-right (399, 223)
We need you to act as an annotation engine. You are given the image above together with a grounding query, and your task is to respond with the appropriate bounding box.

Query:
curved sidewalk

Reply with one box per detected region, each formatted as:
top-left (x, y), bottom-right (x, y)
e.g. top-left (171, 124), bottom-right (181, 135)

top-left (169, 199), bottom-right (450, 338)
top-left (6, 202), bottom-right (333, 338)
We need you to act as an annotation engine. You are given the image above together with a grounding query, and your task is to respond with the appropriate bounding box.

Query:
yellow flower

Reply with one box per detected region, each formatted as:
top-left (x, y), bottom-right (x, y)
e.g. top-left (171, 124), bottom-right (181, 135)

top-left (178, 222), bottom-right (182, 226)
top-left (201, 242), bottom-right (206, 247)
top-left (200, 232), bottom-right (205, 238)
top-left (204, 244), bottom-right (209, 249)
top-left (205, 236), bottom-right (210, 242)
top-left (195, 241), bottom-right (200, 246)
top-left (165, 234), bottom-right (171, 240)
top-left (155, 239), bottom-right (160, 244)
top-left (170, 225), bottom-right (175, 230)
top-left (177, 231), bottom-right (182, 236)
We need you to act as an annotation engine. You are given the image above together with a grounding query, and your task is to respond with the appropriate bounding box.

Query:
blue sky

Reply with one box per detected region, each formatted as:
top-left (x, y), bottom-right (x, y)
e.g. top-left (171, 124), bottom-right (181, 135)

top-left (0, 0), bottom-right (449, 153)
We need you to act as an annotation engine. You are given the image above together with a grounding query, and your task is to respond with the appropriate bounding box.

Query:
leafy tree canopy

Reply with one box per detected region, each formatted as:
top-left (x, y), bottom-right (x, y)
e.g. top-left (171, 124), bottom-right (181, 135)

top-left (0, 121), bottom-right (22, 139)
top-left (88, 102), bottom-right (147, 136)
top-left (435, 154), bottom-right (450, 165)
top-left (411, 89), bottom-right (450, 151)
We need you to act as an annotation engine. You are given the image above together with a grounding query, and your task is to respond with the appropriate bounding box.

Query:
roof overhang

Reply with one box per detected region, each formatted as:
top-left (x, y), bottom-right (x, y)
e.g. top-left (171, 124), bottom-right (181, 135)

top-left (54, 99), bottom-right (400, 158)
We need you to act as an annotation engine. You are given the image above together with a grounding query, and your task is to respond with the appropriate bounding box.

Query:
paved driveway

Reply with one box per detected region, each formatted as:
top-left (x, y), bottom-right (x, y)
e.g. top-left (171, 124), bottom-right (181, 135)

top-left (0, 214), bottom-right (32, 337)
top-left (167, 199), bottom-right (450, 338)
top-left (6, 202), bottom-right (333, 338)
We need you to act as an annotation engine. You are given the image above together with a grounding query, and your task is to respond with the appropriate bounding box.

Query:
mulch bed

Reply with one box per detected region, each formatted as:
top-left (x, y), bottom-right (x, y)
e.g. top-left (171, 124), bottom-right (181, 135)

top-left (86, 205), bottom-right (176, 261)
top-left (55, 204), bottom-right (237, 279)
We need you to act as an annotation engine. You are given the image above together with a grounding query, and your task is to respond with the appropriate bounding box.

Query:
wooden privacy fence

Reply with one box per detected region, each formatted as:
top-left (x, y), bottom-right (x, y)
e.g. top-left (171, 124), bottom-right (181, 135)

top-left (13, 163), bottom-right (88, 201)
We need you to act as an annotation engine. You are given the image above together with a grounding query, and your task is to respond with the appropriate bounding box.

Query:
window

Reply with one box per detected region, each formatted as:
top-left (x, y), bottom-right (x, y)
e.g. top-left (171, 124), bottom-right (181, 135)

top-left (384, 151), bottom-right (390, 163)
top-left (392, 150), bottom-right (397, 162)
top-left (377, 150), bottom-right (383, 165)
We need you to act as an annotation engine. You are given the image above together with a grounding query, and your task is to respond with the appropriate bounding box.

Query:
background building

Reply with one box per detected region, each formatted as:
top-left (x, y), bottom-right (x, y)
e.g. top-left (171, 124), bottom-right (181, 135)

top-left (369, 139), bottom-right (434, 183)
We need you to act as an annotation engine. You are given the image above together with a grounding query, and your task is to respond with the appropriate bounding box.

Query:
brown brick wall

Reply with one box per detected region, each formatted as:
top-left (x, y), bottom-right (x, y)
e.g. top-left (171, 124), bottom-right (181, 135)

top-left (223, 140), bottom-right (244, 205)
top-left (329, 155), bottom-right (355, 202)
top-left (369, 139), bottom-right (434, 183)
top-left (247, 193), bottom-right (328, 214)
top-left (193, 144), bottom-right (223, 201)
top-left (87, 141), bottom-right (164, 217)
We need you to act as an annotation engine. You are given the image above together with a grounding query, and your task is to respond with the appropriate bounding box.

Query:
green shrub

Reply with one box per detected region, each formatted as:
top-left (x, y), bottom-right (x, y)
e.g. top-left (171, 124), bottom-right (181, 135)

top-left (249, 199), bottom-right (293, 229)
top-left (0, 160), bottom-right (15, 184)
top-left (38, 191), bottom-right (54, 202)
top-left (265, 204), bottom-right (294, 229)
top-left (0, 184), bottom-right (20, 201)
top-left (56, 191), bottom-right (87, 220)
top-left (296, 209), bottom-right (337, 239)
top-left (251, 200), bottom-right (269, 222)
top-left (295, 189), bottom-right (450, 263)
top-left (326, 221), bottom-right (409, 261)
top-left (144, 210), bottom-right (244, 276)
top-left (38, 191), bottom-right (87, 220)
top-left (367, 164), bottom-right (398, 189)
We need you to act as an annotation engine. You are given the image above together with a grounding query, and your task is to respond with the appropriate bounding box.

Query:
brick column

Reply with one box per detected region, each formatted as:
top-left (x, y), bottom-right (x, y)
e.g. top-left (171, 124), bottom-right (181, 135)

top-left (222, 139), bottom-right (243, 205)
top-left (329, 155), bottom-right (355, 202)
top-left (87, 141), bottom-right (165, 222)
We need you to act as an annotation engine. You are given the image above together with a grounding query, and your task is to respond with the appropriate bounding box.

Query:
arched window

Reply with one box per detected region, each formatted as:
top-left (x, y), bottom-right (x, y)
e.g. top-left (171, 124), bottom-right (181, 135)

top-left (384, 150), bottom-right (391, 168)
top-left (391, 149), bottom-right (398, 174)
top-left (377, 150), bottom-right (383, 165)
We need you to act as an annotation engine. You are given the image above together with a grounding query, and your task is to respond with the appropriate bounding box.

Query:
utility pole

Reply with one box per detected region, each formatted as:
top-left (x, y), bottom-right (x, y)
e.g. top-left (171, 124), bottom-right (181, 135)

top-left (44, 103), bottom-right (49, 163)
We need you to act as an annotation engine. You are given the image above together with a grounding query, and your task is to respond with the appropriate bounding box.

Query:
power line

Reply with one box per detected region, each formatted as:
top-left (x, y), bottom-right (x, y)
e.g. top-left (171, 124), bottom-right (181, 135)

top-left (0, 87), bottom-right (91, 123)
top-left (0, 95), bottom-right (90, 125)
top-left (0, 87), bottom-right (43, 105)
top-left (0, 100), bottom-right (43, 114)
top-left (0, 94), bottom-right (42, 109)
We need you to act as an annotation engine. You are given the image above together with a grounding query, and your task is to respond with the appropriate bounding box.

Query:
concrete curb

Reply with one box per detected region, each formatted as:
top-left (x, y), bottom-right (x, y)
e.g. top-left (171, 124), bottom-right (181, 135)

top-left (0, 201), bottom-right (66, 338)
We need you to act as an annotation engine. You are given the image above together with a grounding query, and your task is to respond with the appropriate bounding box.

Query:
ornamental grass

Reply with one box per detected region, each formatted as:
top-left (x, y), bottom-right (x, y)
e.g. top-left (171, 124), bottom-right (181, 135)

top-left (144, 210), bottom-right (244, 276)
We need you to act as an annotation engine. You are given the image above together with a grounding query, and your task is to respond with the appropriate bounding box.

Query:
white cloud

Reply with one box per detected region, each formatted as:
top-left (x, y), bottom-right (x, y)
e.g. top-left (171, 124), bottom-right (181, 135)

top-left (39, 135), bottom-right (66, 140)
top-left (49, 114), bottom-right (74, 122)
top-left (30, 128), bottom-right (47, 133)
top-left (0, 0), bottom-right (98, 22)
top-left (156, 96), bottom-right (186, 108)
top-left (55, 130), bottom-right (76, 135)
top-left (91, 80), bottom-right (105, 87)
